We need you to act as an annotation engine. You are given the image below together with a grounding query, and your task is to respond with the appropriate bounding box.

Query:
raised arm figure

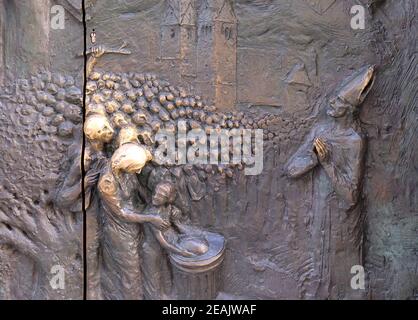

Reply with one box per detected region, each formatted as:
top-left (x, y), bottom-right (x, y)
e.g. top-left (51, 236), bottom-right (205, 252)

top-left (82, 42), bottom-right (131, 77)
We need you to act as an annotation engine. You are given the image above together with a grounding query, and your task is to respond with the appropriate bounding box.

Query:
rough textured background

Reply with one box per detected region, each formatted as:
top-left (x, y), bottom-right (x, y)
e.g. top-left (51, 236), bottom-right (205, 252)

top-left (0, 0), bottom-right (417, 299)
top-left (0, 0), bottom-right (84, 300)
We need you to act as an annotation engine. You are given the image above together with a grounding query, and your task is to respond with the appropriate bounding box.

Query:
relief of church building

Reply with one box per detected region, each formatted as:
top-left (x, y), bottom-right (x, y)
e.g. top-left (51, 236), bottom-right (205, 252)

top-left (160, 0), bottom-right (237, 110)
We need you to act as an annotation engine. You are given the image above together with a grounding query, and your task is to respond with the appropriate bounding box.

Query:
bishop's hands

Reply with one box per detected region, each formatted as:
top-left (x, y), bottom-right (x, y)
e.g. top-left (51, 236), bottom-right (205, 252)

top-left (314, 137), bottom-right (330, 162)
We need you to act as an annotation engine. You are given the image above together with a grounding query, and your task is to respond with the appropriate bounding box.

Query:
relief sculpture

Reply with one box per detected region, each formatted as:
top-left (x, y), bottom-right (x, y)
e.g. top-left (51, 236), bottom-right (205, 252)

top-left (78, 49), bottom-right (238, 299)
top-left (286, 65), bottom-right (375, 299)
top-left (0, 0), bottom-right (416, 300)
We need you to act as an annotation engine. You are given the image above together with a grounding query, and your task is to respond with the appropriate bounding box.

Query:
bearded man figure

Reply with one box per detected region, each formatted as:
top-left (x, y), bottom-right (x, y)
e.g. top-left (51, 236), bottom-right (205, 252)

top-left (56, 106), bottom-right (114, 300)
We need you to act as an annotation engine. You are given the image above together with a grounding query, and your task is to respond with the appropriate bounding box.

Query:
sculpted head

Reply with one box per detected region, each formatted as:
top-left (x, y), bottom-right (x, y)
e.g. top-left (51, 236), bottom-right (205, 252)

top-left (111, 142), bottom-right (152, 175)
top-left (111, 112), bottom-right (130, 129)
top-left (327, 96), bottom-right (352, 118)
top-left (84, 114), bottom-right (114, 143)
top-left (117, 125), bottom-right (139, 147)
top-left (327, 65), bottom-right (375, 118)
top-left (86, 103), bottom-right (106, 117)
top-left (152, 181), bottom-right (176, 206)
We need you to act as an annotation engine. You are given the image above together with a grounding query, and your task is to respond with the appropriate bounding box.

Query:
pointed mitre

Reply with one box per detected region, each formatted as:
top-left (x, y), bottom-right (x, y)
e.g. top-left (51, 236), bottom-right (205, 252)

top-left (336, 65), bottom-right (376, 107)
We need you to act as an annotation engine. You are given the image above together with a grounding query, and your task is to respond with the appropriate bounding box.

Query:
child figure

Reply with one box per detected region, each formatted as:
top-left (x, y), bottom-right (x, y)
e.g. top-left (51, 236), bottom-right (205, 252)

top-left (143, 182), bottom-right (195, 258)
top-left (141, 181), bottom-right (209, 299)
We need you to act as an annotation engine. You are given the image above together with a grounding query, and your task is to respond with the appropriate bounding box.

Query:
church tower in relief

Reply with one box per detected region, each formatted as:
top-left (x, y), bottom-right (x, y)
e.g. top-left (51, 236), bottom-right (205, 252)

top-left (160, 0), bottom-right (237, 110)
top-left (196, 0), bottom-right (237, 111)
top-left (160, 0), bottom-right (197, 90)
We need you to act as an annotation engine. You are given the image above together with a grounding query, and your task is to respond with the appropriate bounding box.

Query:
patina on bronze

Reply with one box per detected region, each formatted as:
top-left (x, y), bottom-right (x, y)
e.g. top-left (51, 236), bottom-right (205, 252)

top-left (0, 0), bottom-right (417, 301)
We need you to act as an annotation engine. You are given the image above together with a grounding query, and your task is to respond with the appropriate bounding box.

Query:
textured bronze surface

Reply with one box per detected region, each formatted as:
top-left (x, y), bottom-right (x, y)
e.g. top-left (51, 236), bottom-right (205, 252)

top-left (0, 0), bottom-right (417, 300)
